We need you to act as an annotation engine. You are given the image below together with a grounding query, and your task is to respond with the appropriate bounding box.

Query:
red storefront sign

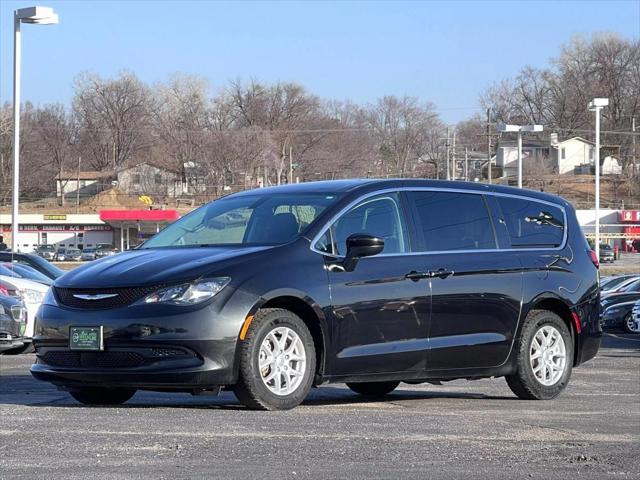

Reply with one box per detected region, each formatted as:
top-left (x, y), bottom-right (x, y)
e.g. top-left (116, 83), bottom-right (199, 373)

top-left (619, 210), bottom-right (640, 223)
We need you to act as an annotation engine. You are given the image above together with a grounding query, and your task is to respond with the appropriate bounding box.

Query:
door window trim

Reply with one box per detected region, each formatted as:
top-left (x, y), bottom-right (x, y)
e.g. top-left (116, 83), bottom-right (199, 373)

top-left (310, 187), bottom-right (568, 258)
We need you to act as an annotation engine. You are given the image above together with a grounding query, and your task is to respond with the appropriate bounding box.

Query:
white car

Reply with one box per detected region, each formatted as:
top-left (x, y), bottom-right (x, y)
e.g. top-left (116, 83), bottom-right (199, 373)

top-left (0, 275), bottom-right (49, 351)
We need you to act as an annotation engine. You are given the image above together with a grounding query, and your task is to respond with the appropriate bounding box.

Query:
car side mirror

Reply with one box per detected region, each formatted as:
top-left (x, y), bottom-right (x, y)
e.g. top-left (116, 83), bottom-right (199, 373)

top-left (343, 234), bottom-right (384, 272)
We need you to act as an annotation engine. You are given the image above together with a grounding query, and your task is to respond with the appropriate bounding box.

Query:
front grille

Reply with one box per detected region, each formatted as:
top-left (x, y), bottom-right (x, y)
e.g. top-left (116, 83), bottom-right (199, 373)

top-left (40, 350), bottom-right (145, 368)
top-left (54, 285), bottom-right (162, 309)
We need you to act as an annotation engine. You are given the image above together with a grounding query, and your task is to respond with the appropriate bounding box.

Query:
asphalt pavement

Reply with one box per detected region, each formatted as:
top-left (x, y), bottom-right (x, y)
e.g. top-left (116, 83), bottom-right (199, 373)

top-left (1, 333), bottom-right (639, 480)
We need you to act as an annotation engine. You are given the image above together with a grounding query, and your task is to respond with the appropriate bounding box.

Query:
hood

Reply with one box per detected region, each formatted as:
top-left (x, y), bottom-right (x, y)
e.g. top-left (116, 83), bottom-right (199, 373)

top-left (56, 246), bottom-right (271, 288)
top-left (0, 275), bottom-right (50, 293)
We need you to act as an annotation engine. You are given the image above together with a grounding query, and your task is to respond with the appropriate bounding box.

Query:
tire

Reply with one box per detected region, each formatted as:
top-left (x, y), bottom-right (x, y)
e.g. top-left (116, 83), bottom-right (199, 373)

top-left (346, 381), bottom-right (399, 397)
top-left (623, 312), bottom-right (640, 334)
top-left (506, 309), bottom-right (573, 400)
top-left (234, 308), bottom-right (316, 410)
top-left (3, 342), bottom-right (35, 355)
top-left (69, 388), bottom-right (136, 405)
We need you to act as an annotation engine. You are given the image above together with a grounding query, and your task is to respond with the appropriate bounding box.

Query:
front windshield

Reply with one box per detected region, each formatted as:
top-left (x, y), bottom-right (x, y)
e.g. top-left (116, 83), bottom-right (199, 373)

top-left (142, 193), bottom-right (342, 249)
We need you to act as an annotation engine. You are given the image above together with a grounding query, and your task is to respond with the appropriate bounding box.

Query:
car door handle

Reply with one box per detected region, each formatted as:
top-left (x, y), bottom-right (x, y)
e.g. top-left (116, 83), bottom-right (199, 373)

top-left (430, 268), bottom-right (454, 279)
top-left (405, 271), bottom-right (430, 281)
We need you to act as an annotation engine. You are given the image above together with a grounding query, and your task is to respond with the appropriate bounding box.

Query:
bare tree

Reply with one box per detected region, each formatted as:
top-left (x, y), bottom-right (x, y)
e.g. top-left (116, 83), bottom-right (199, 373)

top-left (34, 104), bottom-right (76, 205)
top-left (73, 71), bottom-right (152, 170)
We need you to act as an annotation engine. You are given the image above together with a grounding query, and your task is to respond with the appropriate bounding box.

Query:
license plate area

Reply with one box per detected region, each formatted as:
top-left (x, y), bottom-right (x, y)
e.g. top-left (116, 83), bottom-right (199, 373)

top-left (69, 326), bottom-right (103, 351)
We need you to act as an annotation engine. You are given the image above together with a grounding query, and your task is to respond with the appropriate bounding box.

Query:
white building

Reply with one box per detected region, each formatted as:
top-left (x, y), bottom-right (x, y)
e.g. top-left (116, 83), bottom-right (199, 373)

top-left (117, 163), bottom-right (186, 197)
top-left (0, 214), bottom-right (113, 253)
top-left (56, 171), bottom-right (115, 199)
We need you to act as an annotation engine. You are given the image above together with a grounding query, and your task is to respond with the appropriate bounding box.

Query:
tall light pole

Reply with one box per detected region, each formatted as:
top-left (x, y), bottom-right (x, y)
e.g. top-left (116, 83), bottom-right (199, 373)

top-left (497, 124), bottom-right (543, 188)
top-left (588, 98), bottom-right (609, 260)
top-left (11, 6), bottom-right (59, 252)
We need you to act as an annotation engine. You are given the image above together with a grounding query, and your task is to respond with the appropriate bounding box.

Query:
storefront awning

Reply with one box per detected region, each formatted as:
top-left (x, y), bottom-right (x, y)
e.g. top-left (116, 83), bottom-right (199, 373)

top-left (99, 210), bottom-right (180, 222)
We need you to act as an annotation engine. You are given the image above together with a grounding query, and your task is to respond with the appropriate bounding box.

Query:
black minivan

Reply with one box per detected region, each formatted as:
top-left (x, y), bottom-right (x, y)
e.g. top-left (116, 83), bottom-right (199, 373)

top-left (31, 180), bottom-right (601, 410)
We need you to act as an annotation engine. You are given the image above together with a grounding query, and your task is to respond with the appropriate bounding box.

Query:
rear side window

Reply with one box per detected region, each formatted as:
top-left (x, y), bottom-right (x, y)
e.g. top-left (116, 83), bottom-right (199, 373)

top-left (496, 197), bottom-right (565, 248)
top-left (407, 191), bottom-right (497, 252)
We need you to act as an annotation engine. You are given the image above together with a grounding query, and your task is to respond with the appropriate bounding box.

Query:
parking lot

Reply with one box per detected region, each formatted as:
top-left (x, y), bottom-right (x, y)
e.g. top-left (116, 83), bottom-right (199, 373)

top-left (0, 333), bottom-right (638, 480)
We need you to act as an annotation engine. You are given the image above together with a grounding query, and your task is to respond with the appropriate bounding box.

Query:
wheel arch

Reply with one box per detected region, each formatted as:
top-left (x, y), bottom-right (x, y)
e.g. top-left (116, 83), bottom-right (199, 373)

top-left (250, 290), bottom-right (329, 382)
top-left (527, 295), bottom-right (579, 366)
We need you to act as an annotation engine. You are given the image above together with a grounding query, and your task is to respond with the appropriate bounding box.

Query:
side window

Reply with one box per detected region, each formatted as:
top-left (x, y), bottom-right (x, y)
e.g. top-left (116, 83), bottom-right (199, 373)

top-left (408, 191), bottom-right (497, 252)
top-left (319, 193), bottom-right (408, 256)
top-left (496, 197), bottom-right (565, 248)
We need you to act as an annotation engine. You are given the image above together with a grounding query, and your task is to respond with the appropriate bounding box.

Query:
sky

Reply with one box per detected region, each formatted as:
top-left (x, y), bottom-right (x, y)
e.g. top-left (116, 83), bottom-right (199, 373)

top-left (0, 0), bottom-right (638, 124)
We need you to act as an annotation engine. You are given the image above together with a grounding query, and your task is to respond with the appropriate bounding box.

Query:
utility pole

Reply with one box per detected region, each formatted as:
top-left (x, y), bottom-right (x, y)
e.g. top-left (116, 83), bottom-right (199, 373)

top-left (633, 116), bottom-right (637, 176)
top-left (289, 145), bottom-right (293, 184)
top-left (487, 108), bottom-right (492, 184)
top-left (464, 147), bottom-right (468, 182)
top-left (445, 127), bottom-right (451, 180)
top-left (76, 156), bottom-right (81, 214)
top-left (452, 130), bottom-right (457, 180)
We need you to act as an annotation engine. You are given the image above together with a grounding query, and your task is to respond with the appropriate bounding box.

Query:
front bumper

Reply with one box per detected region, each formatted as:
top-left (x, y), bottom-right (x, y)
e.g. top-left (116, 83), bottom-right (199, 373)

top-left (30, 296), bottom-right (249, 391)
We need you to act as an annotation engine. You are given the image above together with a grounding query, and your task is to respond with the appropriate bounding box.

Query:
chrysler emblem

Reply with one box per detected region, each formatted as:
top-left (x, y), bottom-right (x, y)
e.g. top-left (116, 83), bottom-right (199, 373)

top-left (72, 293), bottom-right (119, 301)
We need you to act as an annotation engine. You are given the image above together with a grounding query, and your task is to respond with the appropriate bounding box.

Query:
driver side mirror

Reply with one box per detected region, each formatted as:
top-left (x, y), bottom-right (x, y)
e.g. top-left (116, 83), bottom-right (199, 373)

top-left (343, 234), bottom-right (384, 272)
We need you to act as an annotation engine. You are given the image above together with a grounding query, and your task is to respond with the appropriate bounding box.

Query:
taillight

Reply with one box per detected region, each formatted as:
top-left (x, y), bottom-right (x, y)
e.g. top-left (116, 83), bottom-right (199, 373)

top-left (0, 284), bottom-right (8, 296)
top-left (588, 250), bottom-right (599, 269)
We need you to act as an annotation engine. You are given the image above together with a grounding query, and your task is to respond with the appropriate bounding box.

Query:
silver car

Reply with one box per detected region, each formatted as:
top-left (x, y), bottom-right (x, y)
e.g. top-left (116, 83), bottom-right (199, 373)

top-left (80, 248), bottom-right (97, 261)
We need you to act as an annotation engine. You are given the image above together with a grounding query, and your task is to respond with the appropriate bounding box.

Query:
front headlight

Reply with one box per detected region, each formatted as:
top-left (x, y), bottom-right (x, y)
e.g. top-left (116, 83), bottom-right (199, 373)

top-left (20, 288), bottom-right (45, 304)
top-left (10, 305), bottom-right (27, 323)
top-left (142, 278), bottom-right (230, 306)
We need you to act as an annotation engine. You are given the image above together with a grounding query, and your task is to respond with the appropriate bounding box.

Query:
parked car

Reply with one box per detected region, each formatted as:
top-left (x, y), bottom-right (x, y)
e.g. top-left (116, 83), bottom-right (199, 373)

top-left (601, 300), bottom-right (638, 332)
top-left (600, 274), bottom-right (639, 293)
top-left (56, 248), bottom-right (82, 262)
top-left (0, 274), bottom-right (49, 354)
top-left (31, 180), bottom-right (600, 409)
top-left (81, 248), bottom-right (97, 261)
top-left (599, 244), bottom-right (615, 263)
top-left (0, 296), bottom-right (27, 354)
top-left (0, 251), bottom-right (64, 280)
top-left (629, 301), bottom-right (640, 334)
top-left (95, 244), bottom-right (119, 259)
top-left (0, 263), bottom-right (53, 286)
top-left (601, 275), bottom-right (640, 297)
top-left (35, 244), bottom-right (57, 261)
top-left (601, 279), bottom-right (640, 322)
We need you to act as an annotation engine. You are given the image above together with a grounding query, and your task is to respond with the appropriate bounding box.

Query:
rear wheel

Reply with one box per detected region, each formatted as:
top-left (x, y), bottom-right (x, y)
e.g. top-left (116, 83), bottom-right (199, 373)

top-left (506, 309), bottom-right (573, 400)
top-left (623, 312), bottom-right (640, 334)
top-left (234, 308), bottom-right (316, 410)
top-left (346, 381), bottom-right (399, 397)
top-left (69, 387), bottom-right (136, 405)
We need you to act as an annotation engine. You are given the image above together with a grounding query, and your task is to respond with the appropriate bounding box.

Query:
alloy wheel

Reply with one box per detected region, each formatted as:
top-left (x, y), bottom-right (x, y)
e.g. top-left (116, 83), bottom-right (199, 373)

top-left (258, 326), bottom-right (307, 396)
top-left (530, 325), bottom-right (567, 386)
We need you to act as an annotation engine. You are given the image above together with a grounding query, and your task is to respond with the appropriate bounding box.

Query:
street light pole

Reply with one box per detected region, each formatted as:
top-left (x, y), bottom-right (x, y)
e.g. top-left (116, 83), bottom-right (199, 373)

top-left (497, 123), bottom-right (543, 189)
top-left (589, 98), bottom-right (609, 260)
top-left (11, 14), bottom-right (22, 252)
top-left (10, 6), bottom-right (59, 252)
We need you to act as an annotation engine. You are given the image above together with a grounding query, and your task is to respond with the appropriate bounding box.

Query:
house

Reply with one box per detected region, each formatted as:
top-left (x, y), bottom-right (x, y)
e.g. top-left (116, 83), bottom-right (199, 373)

top-left (56, 170), bottom-right (115, 199)
top-left (552, 137), bottom-right (595, 174)
top-left (495, 140), bottom-right (550, 178)
top-left (551, 137), bottom-right (622, 175)
top-left (116, 163), bottom-right (186, 197)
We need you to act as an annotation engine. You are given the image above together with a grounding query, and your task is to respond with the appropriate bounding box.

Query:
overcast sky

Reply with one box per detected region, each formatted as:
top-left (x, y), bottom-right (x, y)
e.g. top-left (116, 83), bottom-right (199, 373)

top-left (1, 0), bottom-right (638, 124)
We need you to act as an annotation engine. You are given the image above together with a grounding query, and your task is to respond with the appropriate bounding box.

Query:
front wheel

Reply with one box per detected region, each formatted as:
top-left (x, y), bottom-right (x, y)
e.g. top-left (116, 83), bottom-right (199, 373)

top-left (234, 308), bottom-right (316, 410)
top-left (346, 381), bottom-right (399, 397)
top-left (623, 312), bottom-right (640, 334)
top-left (69, 388), bottom-right (136, 405)
top-left (506, 309), bottom-right (573, 400)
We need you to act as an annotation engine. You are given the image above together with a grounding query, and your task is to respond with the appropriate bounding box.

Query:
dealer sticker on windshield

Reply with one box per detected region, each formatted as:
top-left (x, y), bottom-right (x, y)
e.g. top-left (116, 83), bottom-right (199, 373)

top-left (69, 326), bottom-right (103, 350)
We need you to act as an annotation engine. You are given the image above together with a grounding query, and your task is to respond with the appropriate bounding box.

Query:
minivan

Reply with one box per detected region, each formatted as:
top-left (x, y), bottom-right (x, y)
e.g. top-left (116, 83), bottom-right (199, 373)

top-left (31, 180), bottom-right (601, 410)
